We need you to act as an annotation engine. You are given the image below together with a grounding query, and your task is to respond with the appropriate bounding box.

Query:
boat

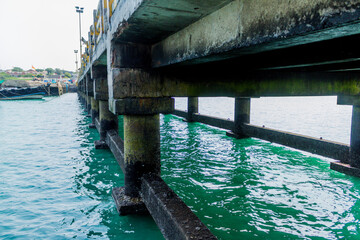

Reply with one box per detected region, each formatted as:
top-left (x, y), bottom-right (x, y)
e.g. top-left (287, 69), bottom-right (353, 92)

top-left (0, 92), bottom-right (45, 100)
top-left (0, 87), bottom-right (46, 100)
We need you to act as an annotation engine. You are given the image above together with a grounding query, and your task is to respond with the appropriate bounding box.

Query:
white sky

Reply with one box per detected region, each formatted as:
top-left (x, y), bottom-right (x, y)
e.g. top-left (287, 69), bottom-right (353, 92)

top-left (0, 0), bottom-right (99, 72)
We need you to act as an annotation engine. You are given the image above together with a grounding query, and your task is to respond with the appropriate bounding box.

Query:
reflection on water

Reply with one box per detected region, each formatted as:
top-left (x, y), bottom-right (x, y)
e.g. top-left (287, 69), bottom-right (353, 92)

top-left (0, 94), bottom-right (359, 240)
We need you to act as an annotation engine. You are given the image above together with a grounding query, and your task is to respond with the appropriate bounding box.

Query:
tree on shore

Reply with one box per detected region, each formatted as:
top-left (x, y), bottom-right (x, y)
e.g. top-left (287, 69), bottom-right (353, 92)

top-left (46, 68), bottom-right (55, 75)
top-left (12, 67), bottom-right (23, 72)
top-left (55, 68), bottom-right (63, 75)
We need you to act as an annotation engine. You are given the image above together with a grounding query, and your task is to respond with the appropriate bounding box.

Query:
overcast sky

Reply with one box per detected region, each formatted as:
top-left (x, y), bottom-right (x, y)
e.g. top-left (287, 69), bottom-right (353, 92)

top-left (0, 0), bottom-right (99, 72)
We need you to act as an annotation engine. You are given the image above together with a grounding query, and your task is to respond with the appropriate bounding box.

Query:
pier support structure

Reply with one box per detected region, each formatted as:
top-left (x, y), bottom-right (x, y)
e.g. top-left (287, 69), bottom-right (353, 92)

top-left (227, 98), bottom-right (251, 139)
top-left (76, 0), bottom-right (360, 238)
top-left (92, 66), bottom-right (118, 149)
top-left (89, 97), bottom-right (99, 129)
top-left (320, 95), bottom-right (360, 177)
top-left (350, 106), bottom-right (360, 169)
top-left (85, 74), bottom-right (93, 115)
top-left (95, 100), bottom-right (118, 149)
top-left (187, 97), bottom-right (199, 122)
top-left (108, 41), bottom-right (176, 214)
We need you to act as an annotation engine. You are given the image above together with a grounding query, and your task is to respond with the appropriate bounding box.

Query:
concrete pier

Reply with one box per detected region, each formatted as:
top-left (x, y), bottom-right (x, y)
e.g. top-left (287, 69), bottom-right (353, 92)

top-left (330, 97), bottom-right (360, 177)
top-left (95, 100), bottom-right (118, 149)
top-left (89, 97), bottom-right (99, 128)
top-left (227, 98), bottom-right (251, 139)
top-left (76, 0), bottom-right (360, 238)
top-left (350, 106), bottom-right (360, 168)
top-left (187, 97), bottom-right (199, 122)
top-left (124, 114), bottom-right (160, 197)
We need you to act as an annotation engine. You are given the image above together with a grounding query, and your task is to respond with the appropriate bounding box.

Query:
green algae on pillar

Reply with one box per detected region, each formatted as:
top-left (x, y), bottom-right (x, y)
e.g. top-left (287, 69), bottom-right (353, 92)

top-left (89, 97), bottom-right (99, 129)
top-left (95, 100), bottom-right (118, 149)
top-left (124, 114), bottom-right (160, 198)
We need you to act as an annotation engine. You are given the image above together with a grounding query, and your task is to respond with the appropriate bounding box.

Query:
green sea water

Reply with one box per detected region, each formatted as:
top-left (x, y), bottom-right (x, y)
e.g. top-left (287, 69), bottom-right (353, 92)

top-left (1, 93), bottom-right (360, 239)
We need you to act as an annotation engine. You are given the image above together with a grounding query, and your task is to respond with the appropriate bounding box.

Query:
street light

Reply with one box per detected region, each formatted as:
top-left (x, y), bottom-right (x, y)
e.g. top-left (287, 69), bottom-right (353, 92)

top-left (75, 6), bottom-right (84, 59)
top-left (74, 50), bottom-right (78, 73)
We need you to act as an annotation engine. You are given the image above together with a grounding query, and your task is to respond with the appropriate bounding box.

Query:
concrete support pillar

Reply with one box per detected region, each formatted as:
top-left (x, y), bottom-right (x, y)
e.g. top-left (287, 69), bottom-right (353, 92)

top-left (187, 97), bottom-right (199, 122)
top-left (89, 97), bottom-right (99, 128)
top-left (124, 114), bottom-right (160, 198)
top-left (86, 96), bottom-right (92, 115)
top-left (350, 106), bottom-right (360, 168)
top-left (233, 98), bottom-right (250, 138)
top-left (95, 100), bottom-right (118, 149)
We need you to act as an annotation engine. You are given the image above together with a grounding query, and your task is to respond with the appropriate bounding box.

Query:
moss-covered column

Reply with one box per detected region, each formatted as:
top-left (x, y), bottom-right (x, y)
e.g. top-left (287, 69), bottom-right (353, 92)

top-left (233, 98), bottom-right (250, 138)
top-left (86, 96), bottom-right (92, 115)
top-left (124, 114), bottom-right (160, 197)
top-left (187, 97), bottom-right (199, 122)
top-left (95, 100), bottom-right (118, 149)
top-left (89, 97), bottom-right (99, 128)
top-left (350, 106), bottom-right (360, 168)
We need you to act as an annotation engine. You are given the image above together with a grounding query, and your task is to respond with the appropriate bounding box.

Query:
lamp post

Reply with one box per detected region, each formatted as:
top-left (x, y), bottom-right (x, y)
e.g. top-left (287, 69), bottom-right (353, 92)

top-left (75, 6), bottom-right (84, 60)
top-left (74, 50), bottom-right (78, 73)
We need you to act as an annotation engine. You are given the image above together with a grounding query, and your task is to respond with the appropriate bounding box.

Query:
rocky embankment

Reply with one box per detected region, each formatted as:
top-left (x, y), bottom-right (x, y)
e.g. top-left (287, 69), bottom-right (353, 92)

top-left (1, 80), bottom-right (44, 88)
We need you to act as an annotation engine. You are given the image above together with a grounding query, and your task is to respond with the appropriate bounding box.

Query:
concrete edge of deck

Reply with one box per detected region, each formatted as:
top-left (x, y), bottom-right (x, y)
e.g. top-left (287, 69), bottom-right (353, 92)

top-left (172, 109), bottom-right (350, 163)
top-left (141, 173), bottom-right (217, 240)
top-left (330, 161), bottom-right (360, 178)
top-left (106, 129), bottom-right (125, 172)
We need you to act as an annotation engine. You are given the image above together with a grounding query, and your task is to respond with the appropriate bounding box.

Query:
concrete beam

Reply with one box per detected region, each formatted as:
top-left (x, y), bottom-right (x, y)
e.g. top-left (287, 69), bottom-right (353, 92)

top-left (331, 161), bottom-right (360, 177)
top-left (106, 129), bottom-right (125, 172)
top-left (337, 95), bottom-right (360, 106)
top-left (111, 68), bottom-right (360, 98)
top-left (110, 0), bottom-right (233, 44)
top-left (109, 97), bottom-right (174, 115)
top-left (141, 174), bottom-right (217, 240)
top-left (242, 124), bottom-right (350, 163)
top-left (350, 106), bottom-right (360, 168)
top-left (172, 110), bottom-right (350, 162)
top-left (92, 66), bottom-right (109, 101)
top-left (152, 0), bottom-right (360, 67)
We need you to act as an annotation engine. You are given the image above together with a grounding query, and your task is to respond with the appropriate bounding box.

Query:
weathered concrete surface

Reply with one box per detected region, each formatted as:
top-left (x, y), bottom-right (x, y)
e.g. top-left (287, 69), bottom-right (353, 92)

top-left (110, 97), bottom-right (174, 115)
top-left (338, 95), bottom-right (360, 106)
top-left (111, 68), bottom-right (360, 98)
top-left (92, 66), bottom-right (109, 101)
top-left (124, 115), bottom-right (160, 198)
top-left (241, 124), bottom-right (350, 162)
top-left (234, 98), bottom-right (250, 138)
top-left (106, 129), bottom-right (125, 172)
top-left (112, 187), bottom-right (148, 216)
top-left (187, 97), bottom-right (198, 122)
top-left (110, 0), bottom-right (233, 44)
top-left (141, 174), bottom-right (217, 240)
top-left (152, 0), bottom-right (360, 67)
top-left (331, 161), bottom-right (360, 177)
top-left (174, 110), bottom-right (234, 130)
top-left (99, 100), bottom-right (118, 142)
top-left (90, 97), bottom-right (99, 128)
top-left (172, 110), bottom-right (350, 162)
top-left (350, 106), bottom-right (360, 168)
top-left (86, 75), bottom-right (94, 97)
